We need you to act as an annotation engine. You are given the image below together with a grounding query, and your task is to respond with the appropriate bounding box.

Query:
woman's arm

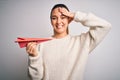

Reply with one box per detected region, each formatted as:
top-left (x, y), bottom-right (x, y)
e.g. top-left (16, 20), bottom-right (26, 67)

top-left (26, 43), bottom-right (43, 80)
top-left (74, 11), bottom-right (111, 52)
top-left (59, 8), bottom-right (111, 52)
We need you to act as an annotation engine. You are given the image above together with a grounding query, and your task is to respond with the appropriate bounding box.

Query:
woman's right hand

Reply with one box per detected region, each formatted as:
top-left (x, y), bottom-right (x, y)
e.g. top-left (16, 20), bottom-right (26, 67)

top-left (26, 42), bottom-right (38, 57)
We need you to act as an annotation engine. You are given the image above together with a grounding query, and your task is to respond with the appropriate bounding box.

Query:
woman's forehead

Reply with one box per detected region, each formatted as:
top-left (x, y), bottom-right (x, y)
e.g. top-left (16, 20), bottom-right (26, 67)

top-left (51, 8), bottom-right (61, 16)
top-left (51, 7), bottom-right (67, 16)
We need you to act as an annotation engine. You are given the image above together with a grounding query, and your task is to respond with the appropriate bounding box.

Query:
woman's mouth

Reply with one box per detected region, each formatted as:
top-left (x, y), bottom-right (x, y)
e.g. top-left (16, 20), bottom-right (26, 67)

top-left (57, 25), bottom-right (63, 29)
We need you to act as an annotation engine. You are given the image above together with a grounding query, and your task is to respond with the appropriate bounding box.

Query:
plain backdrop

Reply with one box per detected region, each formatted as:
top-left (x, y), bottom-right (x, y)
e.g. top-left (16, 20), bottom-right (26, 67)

top-left (0, 0), bottom-right (120, 80)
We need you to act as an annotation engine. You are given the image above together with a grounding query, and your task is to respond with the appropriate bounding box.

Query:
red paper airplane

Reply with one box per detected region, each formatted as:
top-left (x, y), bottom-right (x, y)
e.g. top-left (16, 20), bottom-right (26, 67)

top-left (15, 37), bottom-right (52, 48)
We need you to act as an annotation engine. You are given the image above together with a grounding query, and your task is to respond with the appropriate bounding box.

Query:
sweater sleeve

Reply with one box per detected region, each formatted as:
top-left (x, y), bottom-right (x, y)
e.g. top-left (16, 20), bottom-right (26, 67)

top-left (28, 44), bottom-right (43, 80)
top-left (74, 11), bottom-right (111, 53)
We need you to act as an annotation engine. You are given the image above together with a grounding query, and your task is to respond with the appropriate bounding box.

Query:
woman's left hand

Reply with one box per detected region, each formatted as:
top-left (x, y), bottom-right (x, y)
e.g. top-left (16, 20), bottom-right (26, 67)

top-left (58, 7), bottom-right (75, 23)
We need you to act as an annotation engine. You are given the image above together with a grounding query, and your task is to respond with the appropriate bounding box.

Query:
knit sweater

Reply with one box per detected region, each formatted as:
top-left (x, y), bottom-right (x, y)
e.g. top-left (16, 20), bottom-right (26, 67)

top-left (28, 11), bottom-right (111, 80)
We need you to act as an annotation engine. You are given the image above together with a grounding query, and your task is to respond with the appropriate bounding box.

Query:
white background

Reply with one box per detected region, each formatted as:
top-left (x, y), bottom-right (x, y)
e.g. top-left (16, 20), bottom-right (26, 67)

top-left (0, 0), bottom-right (120, 80)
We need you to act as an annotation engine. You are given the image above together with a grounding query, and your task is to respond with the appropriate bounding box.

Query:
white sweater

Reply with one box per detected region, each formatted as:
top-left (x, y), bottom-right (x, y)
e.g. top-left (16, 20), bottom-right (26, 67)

top-left (28, 11), bottom-right (111, 80)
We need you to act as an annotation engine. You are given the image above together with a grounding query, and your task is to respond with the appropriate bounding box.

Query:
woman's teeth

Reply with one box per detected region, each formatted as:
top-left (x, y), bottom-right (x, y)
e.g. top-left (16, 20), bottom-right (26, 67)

top-left (57, 25), bottom-right (62, 29)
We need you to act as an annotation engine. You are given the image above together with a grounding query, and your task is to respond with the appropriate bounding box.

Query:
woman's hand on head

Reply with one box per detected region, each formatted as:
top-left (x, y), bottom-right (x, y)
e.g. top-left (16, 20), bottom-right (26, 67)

top-left (58, 7), bottom-right (74, 23)
top-left (26, 42), bottom-right (38, 57)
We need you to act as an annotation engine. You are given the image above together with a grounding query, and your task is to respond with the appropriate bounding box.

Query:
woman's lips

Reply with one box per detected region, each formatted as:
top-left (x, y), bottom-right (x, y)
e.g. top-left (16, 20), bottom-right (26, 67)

top-left (57, 25), bottom-right (63, 29)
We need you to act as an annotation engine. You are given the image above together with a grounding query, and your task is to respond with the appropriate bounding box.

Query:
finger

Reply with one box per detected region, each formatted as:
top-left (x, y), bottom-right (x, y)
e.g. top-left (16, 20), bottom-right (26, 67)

top-left (27, 42), bottom-right (37, 48)
top-left (29, 43), bottom-right (37, 52)
top-left (26, 42), bottom-right (37, 53)
top-left (58, 7), bottom-right (74, 24)
top-left (59, 7), bottom-right (74, 19)
top-left (68, 17), bottom-right (73, 24)
top-left (27, 43), bottom-right (34, 52)
top-left (59, 7), bottom-right (68, 16)
top-left (26, 42), bottom-right (33, 51)
top-left (28, 45), bottom-right (36, 54)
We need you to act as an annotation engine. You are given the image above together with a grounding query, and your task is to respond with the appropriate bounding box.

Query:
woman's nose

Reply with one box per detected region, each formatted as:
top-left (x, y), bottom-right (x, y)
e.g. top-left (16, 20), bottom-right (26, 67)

top-left (57, 18), bottom-right (62, 24)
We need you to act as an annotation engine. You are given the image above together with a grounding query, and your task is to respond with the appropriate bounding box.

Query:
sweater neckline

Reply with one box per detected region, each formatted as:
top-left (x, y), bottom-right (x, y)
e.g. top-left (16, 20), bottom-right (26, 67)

top-left (51, 35), bottom-right (70, 40)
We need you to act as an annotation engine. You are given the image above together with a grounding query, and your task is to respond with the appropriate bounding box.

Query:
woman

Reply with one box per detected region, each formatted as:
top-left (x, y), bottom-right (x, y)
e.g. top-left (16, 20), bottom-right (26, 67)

top-left (26, 4), bottom-right (111, 80)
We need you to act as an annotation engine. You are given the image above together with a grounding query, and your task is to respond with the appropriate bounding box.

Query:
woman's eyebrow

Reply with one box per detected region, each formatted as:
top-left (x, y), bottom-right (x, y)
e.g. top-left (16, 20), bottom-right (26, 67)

top-left (51, 15), bottom-right (57, 18)
top-left (51, 14), bottom-right (58, 16)
top-left (61, 14), bottom-right (68, 18)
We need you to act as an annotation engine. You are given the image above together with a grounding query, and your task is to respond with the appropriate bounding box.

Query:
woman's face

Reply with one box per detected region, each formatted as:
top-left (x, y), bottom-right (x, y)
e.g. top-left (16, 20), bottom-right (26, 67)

top-left (51, 7), bottom-right (69, 34)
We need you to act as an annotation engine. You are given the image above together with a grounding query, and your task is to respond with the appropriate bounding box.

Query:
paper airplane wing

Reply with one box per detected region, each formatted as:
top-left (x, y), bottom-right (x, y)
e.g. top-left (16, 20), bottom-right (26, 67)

top-left (15, 37), bottom-right (52, 48)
